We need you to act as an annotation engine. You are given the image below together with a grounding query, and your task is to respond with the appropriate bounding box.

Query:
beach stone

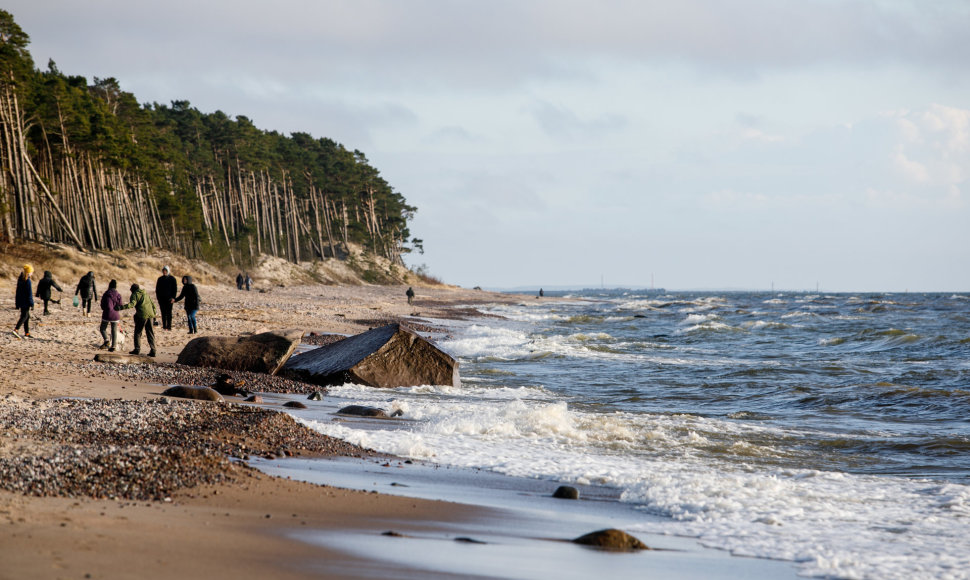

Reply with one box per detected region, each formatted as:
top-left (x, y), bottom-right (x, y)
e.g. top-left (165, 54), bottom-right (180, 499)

top-left (307, 391), bottom-right (324, 401)
top-left (553, 485), bottom-right (580, 500)
top-left (572, 529), bottom-right (649, 551)
top-left (94, 353), bottom-right (155, 365)
top-left (210, 373), bottom-right (248, 396)
top-left (336, 405), bottom-right (401, 418)
top-left (160, 386), bottom-right (224, 402)
top-left (244, 395), bottom-right (264, 403)
top-left (281, 323), bottom-right (459, 388)
top-left (176, 329), bottom-right (305, 375)
top-left (283, 401), bottom-right (307, 409)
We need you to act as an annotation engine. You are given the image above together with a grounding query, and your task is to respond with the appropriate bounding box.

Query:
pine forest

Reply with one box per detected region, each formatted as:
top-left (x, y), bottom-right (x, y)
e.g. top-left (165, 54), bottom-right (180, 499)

top-left (0, 11), bottom-right (421, 269)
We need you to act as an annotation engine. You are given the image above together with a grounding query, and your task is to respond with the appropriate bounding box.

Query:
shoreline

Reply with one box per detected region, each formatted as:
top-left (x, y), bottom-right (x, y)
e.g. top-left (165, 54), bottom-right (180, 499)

top-left (0, 278), bottom-right (539, 579)
top-left (0, 278), bottom-right (800, 579)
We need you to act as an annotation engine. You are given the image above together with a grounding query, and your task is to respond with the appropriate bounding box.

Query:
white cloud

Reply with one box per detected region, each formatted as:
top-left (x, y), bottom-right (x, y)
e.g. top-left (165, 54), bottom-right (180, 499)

top-left (891, 146), bottom-right (930, 182)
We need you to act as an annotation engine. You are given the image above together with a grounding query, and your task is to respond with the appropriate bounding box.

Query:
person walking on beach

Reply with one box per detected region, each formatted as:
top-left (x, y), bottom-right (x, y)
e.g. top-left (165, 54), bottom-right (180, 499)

top-left (35, 270), bottom-right (63, 315)
top-left (118, 283), bottom-right (157, 357)
top-left (244, 272), bottom-right (252, 291)
top-left (155, 266), bottom-right (178, 330)
top-left (75, 271), bottom-right (98, 317)
top-left (172, 275), bottom-right (200, 334)
top-left (406, 286), bottom-right (415, 306)
top-left (13, 264), bottom-right (34, 339)
top-left (235, 272), bottom-right (244, 290)
top-left (99, 280), bottom-right (123, 351)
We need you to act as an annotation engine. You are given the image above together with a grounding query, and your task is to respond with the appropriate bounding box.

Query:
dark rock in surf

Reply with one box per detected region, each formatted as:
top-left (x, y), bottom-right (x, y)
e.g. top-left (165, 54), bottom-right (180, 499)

top-left (244, 395), bottom-right (264, 403)
top-left (281, 324), bottom-right (459, 388)
top-left (160, 385), bottom-right (224, 402)
top-left (176, 329), bottom-right (305, 375)
top-left (307, 391), bottom-right (324, 401)
top-left (283, 401), bottom-right (307, 409)
top-left (572, 529), bottom-right (649, 551)
top-left (553, 485), bottom-right (580, 500)
top-left (336, 405), bottom-right (402, 418)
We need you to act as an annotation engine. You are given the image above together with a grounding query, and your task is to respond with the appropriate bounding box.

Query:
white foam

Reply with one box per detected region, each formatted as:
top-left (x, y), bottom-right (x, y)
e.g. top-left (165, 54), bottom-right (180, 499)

top-left (295, 294), bottom-right (970, 579)
top-left (299, 392), bottom-right (970, 579)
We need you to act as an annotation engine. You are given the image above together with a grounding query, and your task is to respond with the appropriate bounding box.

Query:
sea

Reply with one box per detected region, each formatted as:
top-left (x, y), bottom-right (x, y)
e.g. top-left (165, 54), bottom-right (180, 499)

top-left (266, 290), bottom-right (970, 579)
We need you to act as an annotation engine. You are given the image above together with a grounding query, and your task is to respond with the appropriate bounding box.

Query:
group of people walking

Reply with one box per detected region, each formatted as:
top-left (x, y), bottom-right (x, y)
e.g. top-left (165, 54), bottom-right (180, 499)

top-left (12, 264), bottom-right (201, 356)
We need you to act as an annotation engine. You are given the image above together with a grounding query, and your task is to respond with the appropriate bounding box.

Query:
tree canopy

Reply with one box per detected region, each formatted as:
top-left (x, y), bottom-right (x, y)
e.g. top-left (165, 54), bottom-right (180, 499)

top-left (0, 10), bottom-right (419, 268)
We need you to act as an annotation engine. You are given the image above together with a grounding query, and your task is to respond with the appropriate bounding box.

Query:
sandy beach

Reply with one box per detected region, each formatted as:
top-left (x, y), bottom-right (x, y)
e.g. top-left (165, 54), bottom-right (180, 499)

top-left (0, 245), bottom-right (801, 579)
top-left (0, 243), bottom-right (526, 579)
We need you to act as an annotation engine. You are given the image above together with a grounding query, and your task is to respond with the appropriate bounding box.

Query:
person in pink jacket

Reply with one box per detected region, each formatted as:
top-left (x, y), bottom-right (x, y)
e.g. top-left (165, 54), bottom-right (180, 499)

top-left (98, 280), bottom-right (123, 351)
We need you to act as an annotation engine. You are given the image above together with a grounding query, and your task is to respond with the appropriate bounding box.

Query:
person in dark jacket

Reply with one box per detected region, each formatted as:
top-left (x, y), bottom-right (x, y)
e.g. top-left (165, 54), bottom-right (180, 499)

top-left (99, 280), bottom-right (124, 351)
top-left (155, 266), bottom-right (178, 330)
top-left (75, 271), bottom-right (98, 317)
top-left (35, 270), bottom-right (63, 315)
top-left (13, 264), bottom-right (34, 339)
top-left (118, 283), bottom-right (157, 357)
top-left (406, 286), bottom-right (415, 306)
top-left (172, 275), bottom-right (200, 334)
top-left (235, 272), bottom-right (244, 290)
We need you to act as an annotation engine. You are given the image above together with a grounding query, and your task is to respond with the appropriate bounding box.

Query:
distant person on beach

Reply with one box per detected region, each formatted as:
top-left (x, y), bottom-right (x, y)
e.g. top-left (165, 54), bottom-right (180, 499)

top-left (172, 275), bottom-right (200, 334)
top-left (13, 264), bottom-right (34, 339)
top-left (406, 286), bottom-right (415, 306)
top-left (155, 266), bottom-right (178, 330)
top-left (35, 270), bottom-right (63, 315)
top-left (75, 271), bottom-right (98, 317)
top-left (539, 288), bottom-right (544, 298)
top-left (118, 283), bottom-right (157, 357)
top-left (236, 272), bottom-right (244, 290)
top-left (244, 273), bottom-right (252, 291)
top-left (99, 280), bottom-right (123, 352)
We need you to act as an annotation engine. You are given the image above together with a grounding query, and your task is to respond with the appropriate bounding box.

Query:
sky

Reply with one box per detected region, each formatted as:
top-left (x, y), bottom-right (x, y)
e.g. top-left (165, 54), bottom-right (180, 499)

top-left (7, 1), bottom-right (970, 291)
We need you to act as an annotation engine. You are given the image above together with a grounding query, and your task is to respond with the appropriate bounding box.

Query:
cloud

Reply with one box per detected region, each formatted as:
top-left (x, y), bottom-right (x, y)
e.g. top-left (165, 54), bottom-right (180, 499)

top-left (12, 0), bottom-right (970, 96)
top-left (529, 101), bottom-right (628, 140)
top-left (882, 105), bottom-right (969, 201)
top-left (891, 146), bottom-right (930, 182)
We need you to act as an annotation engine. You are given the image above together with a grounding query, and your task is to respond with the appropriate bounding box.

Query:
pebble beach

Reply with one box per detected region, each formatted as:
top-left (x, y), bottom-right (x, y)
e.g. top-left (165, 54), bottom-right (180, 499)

top-left (0, 259), bottom-right (522, 580)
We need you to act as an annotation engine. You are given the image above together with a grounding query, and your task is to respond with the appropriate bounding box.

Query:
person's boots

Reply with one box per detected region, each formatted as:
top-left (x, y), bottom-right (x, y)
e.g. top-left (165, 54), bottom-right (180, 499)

top-left (98, 341), bottom-right (109, 350)
top-left (129, 349), bottom-right (140, 355)
top-left (148, 350), bottom-right (156, 357)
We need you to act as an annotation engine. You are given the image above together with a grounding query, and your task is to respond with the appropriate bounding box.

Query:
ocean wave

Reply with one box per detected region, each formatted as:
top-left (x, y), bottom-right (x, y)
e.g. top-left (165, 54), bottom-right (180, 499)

top-left (741, 320), bottom-right (791, 331)
top-left (298, 396), bottom-right (970, 580)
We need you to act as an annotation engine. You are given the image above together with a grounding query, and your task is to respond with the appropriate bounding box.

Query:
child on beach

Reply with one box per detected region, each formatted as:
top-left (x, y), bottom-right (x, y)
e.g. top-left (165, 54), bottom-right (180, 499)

top-left (172, 275), bottom-right (200, 334)
top-left (118, 283), bottom-right (157, 357)
top-left (75, 271), bottom-right (98, 317)
top-left (99, 280), bottom-right (123, 352)
top-left (35, 270), bottom-right (63, 315)
top-left (13, 264), bottom-right (34, 339)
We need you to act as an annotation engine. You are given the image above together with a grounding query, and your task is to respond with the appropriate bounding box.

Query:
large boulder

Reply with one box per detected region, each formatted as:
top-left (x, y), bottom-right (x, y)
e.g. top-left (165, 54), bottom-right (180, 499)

top-left (281, 323), bottom-right (459, 388)
top-left (176, 329), bottom-right (304, 375)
